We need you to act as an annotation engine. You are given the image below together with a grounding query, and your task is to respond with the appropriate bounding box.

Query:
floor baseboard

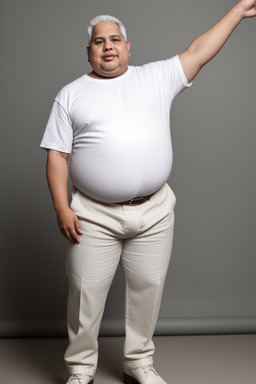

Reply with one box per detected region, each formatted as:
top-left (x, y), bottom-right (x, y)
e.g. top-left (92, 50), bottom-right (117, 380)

top-left (1, 316), bottom-right (255, 338)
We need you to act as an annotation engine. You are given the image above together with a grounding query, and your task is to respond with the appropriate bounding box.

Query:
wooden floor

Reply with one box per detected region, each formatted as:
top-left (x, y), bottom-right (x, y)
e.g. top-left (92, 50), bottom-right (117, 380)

top-left (1, 335), bottom-right (256, 384)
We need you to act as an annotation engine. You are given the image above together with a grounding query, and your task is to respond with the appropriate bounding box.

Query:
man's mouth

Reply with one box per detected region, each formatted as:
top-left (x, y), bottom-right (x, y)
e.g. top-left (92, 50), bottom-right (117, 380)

top-left (103, 54), bottom-right (116, 61)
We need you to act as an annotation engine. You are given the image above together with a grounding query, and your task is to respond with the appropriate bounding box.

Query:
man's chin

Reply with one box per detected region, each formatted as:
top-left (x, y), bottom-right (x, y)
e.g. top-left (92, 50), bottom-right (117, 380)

top-left (100, 64), bottom-right (118, 73)
top-left (98, 65), bottom-right (126, 78)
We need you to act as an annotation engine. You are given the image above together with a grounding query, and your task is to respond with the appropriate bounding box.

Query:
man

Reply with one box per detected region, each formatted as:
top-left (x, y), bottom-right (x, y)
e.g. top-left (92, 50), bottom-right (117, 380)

top-left (40, 1), bottom-right (256, 384)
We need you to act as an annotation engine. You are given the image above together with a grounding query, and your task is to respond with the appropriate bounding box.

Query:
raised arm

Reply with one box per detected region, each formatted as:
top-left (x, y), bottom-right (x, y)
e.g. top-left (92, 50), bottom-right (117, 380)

top-left (46, 149), bottom-right (83, 244)
top-left (179, 0), bottom-right (256, 83)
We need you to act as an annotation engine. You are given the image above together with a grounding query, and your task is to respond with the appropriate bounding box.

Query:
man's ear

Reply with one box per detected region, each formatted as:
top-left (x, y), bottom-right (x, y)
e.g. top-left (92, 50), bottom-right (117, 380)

top-left (86, 46), bottom-right (90, 61)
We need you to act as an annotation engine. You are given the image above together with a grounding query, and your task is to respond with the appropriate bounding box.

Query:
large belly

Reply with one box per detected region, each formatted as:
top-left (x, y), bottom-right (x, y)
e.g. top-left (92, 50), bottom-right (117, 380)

top-left (70, 128), bottom-right (173, 203)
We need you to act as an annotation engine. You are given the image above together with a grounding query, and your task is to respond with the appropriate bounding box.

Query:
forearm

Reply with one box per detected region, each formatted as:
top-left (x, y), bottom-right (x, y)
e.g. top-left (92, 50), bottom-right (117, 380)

top-left (46, 150), bottom-right (83, 244)
top-left (179, 1), bottom-right (252, 82)
top-left (187, 3), bottom-right (244, 68)
top-left (46, 149), bottom-right (69, 213)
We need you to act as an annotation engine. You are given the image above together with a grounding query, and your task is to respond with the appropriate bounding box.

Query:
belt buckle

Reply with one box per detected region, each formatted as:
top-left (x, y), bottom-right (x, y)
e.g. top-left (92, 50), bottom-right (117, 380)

top-left (129, 197), bottom-right (144, 206)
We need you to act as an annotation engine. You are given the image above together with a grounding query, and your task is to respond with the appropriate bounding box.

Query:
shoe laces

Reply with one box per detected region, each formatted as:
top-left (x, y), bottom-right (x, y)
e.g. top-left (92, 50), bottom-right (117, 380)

top-left (143, 365), bottom-right (159, 376)
top-left (67, 374), bottom-right (88, 384)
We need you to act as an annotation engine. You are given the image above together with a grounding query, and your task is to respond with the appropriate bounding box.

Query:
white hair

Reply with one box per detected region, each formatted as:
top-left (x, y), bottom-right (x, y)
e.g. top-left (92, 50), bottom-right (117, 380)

top-left (87, 15), bottom-right (127, 45)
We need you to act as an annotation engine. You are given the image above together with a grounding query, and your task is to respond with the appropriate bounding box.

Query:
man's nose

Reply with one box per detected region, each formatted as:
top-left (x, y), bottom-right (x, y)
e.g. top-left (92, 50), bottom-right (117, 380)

top-left (103, 41), bottom-right (113, 51)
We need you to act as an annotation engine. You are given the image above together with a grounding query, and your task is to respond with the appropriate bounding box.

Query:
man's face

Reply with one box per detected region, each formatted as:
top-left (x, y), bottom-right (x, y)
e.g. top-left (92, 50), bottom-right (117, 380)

top-left (87, 21), bottom-right (130, 79)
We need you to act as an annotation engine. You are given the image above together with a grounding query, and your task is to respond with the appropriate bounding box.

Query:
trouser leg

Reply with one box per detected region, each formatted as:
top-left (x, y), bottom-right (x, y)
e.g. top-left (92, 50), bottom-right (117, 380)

top-left (64, 183), bottom-right (175, 374)
top-left (122, 184), bottom-right (175, 369)
top-left (64, 218), bottom-right (122, 376)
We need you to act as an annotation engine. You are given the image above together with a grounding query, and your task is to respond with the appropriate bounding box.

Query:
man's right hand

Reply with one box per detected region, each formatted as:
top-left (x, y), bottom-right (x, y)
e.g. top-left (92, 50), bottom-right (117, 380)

top-left (56, 207), bottom-right (83, 244)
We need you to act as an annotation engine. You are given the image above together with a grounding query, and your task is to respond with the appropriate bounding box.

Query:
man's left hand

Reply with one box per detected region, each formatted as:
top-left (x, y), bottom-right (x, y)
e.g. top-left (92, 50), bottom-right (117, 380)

top-left (239, 0), bottom-right (256, 18)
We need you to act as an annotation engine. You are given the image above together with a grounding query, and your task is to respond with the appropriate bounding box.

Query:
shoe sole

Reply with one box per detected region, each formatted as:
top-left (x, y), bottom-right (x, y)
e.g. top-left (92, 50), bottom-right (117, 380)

top-left (123, 372), bottom-right (140, 384)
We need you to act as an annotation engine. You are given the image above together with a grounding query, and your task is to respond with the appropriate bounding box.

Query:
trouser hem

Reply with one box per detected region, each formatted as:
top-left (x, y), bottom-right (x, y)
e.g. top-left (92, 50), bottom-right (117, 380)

top-left (67, 366), bottom-right (96, 376)
top-left (123, 357), bottom-right (154, 369)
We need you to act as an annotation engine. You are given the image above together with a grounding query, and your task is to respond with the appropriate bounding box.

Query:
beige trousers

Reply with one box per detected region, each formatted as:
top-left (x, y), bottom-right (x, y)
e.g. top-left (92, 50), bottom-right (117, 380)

top-left (64, 183), bottom-right (176, 376)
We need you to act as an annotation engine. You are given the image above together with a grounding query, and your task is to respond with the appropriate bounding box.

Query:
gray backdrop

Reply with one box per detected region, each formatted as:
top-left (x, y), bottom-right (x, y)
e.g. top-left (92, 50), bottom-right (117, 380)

top-left (1, 0), bottom-right (255, 337)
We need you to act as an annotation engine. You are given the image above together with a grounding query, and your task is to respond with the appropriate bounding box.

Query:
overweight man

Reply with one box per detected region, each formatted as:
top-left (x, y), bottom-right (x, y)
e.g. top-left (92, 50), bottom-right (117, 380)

top-left (40, 1), bottom-right (256, 383)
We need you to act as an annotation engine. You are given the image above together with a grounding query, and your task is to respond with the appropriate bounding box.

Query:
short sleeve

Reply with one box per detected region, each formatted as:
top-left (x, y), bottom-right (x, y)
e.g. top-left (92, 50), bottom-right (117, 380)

top-left (151, 55), bottom-right (193, 100)
top-left (40, 100), bottom-right (73, 153)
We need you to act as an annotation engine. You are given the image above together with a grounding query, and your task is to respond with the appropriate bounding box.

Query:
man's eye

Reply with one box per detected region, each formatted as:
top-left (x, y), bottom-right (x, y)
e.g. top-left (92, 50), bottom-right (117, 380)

top-left (95, 41), bottom-right (103, 45)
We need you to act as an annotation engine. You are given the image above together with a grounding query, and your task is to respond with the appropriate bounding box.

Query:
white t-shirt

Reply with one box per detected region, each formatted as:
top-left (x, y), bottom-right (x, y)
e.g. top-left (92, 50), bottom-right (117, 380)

top-left (40, 55), bottom-right (191, 203)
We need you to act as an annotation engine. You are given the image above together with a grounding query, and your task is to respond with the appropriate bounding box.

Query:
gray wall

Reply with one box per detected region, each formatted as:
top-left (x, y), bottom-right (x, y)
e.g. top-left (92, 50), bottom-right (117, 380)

top-left (1, 0), bottom-right (256, 337)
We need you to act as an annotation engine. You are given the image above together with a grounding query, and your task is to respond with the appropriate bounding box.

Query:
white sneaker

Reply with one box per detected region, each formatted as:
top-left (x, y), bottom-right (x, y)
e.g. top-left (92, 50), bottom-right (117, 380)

top-left (65, 374), bottom-right (94, 384)
top-left (123, 365), bottom-right (167, 384)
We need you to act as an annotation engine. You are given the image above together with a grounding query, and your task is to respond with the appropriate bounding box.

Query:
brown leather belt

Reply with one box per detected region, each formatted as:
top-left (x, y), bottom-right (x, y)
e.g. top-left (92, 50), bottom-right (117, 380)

top-left (119, 194), bottom-right (153, 206)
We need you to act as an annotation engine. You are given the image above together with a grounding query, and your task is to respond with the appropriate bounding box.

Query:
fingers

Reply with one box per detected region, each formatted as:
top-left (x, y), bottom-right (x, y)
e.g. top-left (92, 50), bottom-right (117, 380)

top-left (64, 222), bottom-right (83, 244)
top-left (67, 217), bottom-right (83, 244)
top-left (57, 208), bottom-right (83, 244)
top-left (75, 219), bottom-right (84, 235)
top-left (63, 227), bottom-right (81, 244)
